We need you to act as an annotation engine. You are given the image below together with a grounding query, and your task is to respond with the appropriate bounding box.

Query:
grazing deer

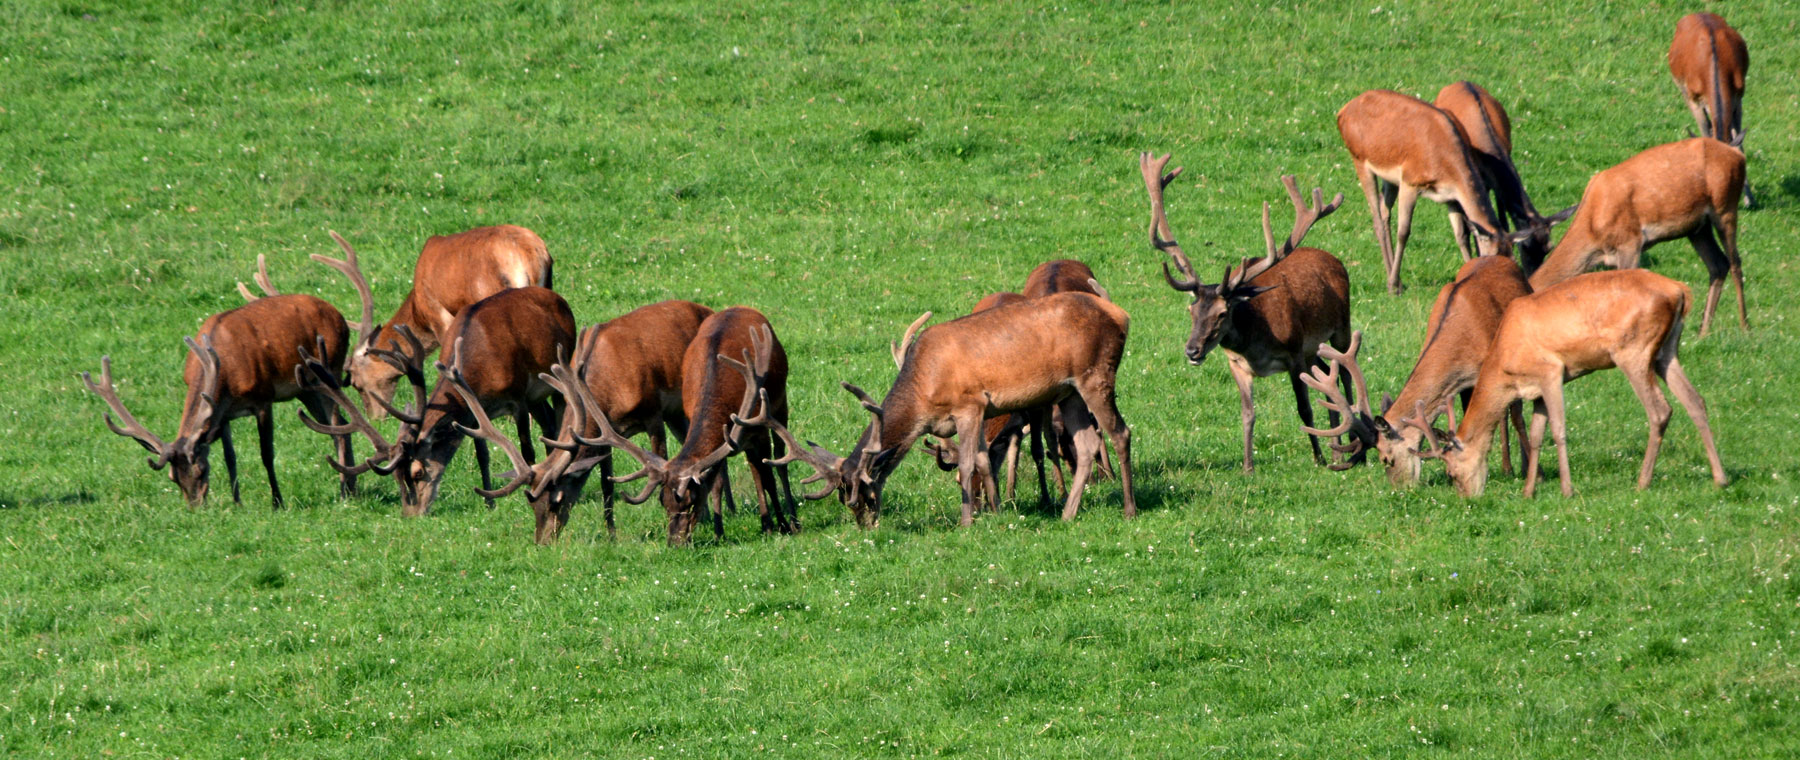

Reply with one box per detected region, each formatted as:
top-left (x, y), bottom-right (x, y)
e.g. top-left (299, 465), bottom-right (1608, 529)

top-left (436, 300), bottom-right (712, 543)
top-left (341, 225), bottom-right (553, 420)
top-left (81, 241), bottom-right (371, 508)
top-left (1399, 269), bottom-right (1726, 498)
top-left (309, 286), bottom-right (575, 516)
top-left (746, 291), bottom-right (1135, 527)
top-left (1299, 256), bottom-right (1533, 485)
top-left (565, 310), bottom-right (795, 545)
top-left (1338, 89), bottom-right (1512, 294)
top-left (1432, 82), bottom-right (1573, 270)
top-left (1528, 137), bottom-right (1746, 336)
top-left (1142, 152), bottom-right (1353, 472)
top-left (1669, 12), bottom-right (1751, 205)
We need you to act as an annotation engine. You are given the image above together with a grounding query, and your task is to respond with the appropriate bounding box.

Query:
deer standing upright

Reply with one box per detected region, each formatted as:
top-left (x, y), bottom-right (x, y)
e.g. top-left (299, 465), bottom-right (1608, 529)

top-left (1669, 12), bottom-right (1750, 205)
top-left (1432, 82), bottom-right (1572, 271)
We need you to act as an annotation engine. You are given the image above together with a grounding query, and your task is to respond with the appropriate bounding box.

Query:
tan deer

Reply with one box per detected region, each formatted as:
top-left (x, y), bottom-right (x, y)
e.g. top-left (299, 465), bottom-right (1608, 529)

top-left (1528, 137), bottom-right (1746, 336)
top-left (1398, 269), bottom-right (1726, 498)
top-left (563, 310), bottom-right (795, 545)
top-left (745, 291), bottom-right (1135, 527)
top-left (417, 300), bottom-right (713, 544)
top-left (1143, 152), bottom-right (1353, 472)
top-left (340, 225), bottom-right (553, 420)
top-left (1298, 255), bottom-right (1533, 486)
top-left (1669, 12), bottom-right (1751, 205)
top-left (1432, 82), bottom-right (1574, 271)
top-left (1338, 89), bottom-right (1512, 294)
top-left (81, 239), bottom-right (373, 508)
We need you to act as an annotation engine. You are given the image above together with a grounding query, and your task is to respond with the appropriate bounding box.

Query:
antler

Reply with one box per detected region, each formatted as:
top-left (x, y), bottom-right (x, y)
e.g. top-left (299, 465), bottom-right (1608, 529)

top-left (688, 324), bottom-right (775, 474)
top-left (890, 312), bottom-right (932, 369)
top-left (447, 365), bottom-right (536, 500)
top-left (730, 388), bottom-right (848, 502)
top-left (1297, 332), bottom-right (1377, 470)
top-left (236, 254), bottom-right (280, 302)
top-left (183, 335), bottom-right (223, 422)
top-left (1398, 400), bottom-right (1457, 460)
top-left (79, 356), bottom-right (173, 468)
top-left (1141, 151), bottom-right (1200, 294)
top-left (311, 231), bottom-right (378, 345)
top-left (365, 324), bottom-right (428, 424)
top-left (293, 339), bottom-right (398, 476)
top-left (560, 347), bottom-right (667, 505)
top-left (1235, 175), bottom-right (1344, 288)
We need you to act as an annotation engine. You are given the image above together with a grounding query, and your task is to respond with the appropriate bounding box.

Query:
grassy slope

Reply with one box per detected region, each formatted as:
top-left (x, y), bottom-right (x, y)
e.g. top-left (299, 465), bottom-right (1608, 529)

top-left (3, 0), bottom-right (1799, 756)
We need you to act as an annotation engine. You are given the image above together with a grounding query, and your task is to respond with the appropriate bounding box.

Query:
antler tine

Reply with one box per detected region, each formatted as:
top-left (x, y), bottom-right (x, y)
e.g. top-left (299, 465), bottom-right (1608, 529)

top-left (699, 330), bottom-right (775, 472)
top-left (237, 254), bottom-right (280, 302)
top-left (560, 355), bottom-right (666, 488)
top-left (1315, 332), bottom-right (1372, 420)
top-left (365, 324), bottom-right (427, 425)
top-left (534, 361), bottom-right (587, 455)
top-left (1297, 361), bottom-right (1357, 439)
top-left (1399, 401), bottom-right (1449, 459)
top-left (1141, 151), bottom-right (1200, 294)
top-left (735, 394), bottom-right (846, 500)
top-left (293, 338), bottom-right (398, 475)
top-left (183, 335), bottom-right (222, 410)
top-left (79, 355), bottom-right (173, 466)
top-left (1085, 278), bottom-right (1112, 302)
top-left (890, 312), bottom-right (932, 369)
top-left (445, 367), bottom-right (535, 499)
top-left (311, 230), bottom-right (378, 343)
top-left (1276, 175), bottom-right (1343, 258)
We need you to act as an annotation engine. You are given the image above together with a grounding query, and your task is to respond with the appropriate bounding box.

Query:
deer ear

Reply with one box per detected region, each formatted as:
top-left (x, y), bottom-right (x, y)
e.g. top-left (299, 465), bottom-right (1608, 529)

top-left (1379, 392), bottom-right (1394, 415)
top-left (1546, 204), bottom-right (1578, 224)
top-left (1228, 284), bottom-right (1276, 302)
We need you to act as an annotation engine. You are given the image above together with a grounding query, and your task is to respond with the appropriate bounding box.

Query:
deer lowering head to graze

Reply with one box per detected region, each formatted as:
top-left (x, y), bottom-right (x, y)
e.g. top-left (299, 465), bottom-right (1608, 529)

top-left (444, 300), bottom-right (711, 544)
top-left (1529, 137), bottom-right (1746, 336)
top-left (1401, 269), bottom-right (1725, 498)
top-left (82, 240), bottom-right (372, 508)
top-left (1338, 89), bottom-right (1513, 294)
top-left (747, 292), bottom-right (1135, 527)
top-left (567, 310), bottom-right (795, 545)
top-left (1669, 11), bottom-right (1750, 206)
top-left (1432, 82), bottom-right (1574, 271)
top-left (1143, 151), bottom-right (1354, 472)
top-left (338, 225), bottom-right (553, 420)
top-left (306, 286), bottom-right (575, 516)
top-left (1299, 255), bottom-right (1535, 485)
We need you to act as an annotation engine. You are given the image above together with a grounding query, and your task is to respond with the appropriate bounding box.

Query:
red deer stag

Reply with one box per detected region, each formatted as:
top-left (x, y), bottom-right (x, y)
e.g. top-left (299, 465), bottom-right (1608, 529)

top-left (1338, 89), bottom-right (1512, 294)
top-left (1528, 137), bottom-right (1746, 336)
top-left (561, 310), bottom-right (795, 545)
top-left (307, 286), bottom-right (575, 516)
top-left (1143, 152), bottom-right (1353, 472)
top-left (1432, 82), bottom-right (1575, 271)
top-left (340, 225), bottom-right (553, 419)
top-left (1669, 13), bottom-right (1752, 206)
top-left (1298, 256), bottom-right (1533, 485)
top-left (81, 240), bottom-right (372, 507)
top-left (744, 292), bottom-right (1135, 527)
top-left (434, 300), bottom-right (712, 543)
top-left (1400, 269), bottom-right (1726, 498)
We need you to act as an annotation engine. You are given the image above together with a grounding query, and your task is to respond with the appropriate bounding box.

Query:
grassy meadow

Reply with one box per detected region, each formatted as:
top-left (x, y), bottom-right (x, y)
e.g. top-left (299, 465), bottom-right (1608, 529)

top-left (5, 0), bottom-right (1800, 756)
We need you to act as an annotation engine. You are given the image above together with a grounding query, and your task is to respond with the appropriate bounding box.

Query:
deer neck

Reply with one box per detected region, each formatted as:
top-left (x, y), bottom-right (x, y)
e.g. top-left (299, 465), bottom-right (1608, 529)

top-left (1529, 222), bottom-right (1601, 290)
top-left (1449, 375), bottom-right (1516, 464)
top-left (376, 296), bottom-right (440, 354)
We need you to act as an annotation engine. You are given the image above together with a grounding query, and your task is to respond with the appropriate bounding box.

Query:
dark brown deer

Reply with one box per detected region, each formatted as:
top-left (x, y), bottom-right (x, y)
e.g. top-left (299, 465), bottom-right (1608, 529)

top-left (308, 286), bottom-right (575, 516)
top-left (562, 309), bottom-right (795, 545)
top-left (1298, 255), bottom-right (1533, 486)
top-left (1338, 89), bottom-right (1512, 294)
top-left (1401, 269), bottom-right (1726, 498)
top-left (82, 241), bottom-right (371, 508)
top-left (1529, 137), bottom-right (1746, 336)
top-left (1143, 152), bottom-right (1353, 472)
top-left (1669, 12), bottom-right (1751, 205)
top-left (1432, 82), bottom-right (1574, 271)
top-left (436, 300), bottom-right (712, 543)
top-left (340, 225), bottom-right (553, 420)
top-left (744, 291), bottom-right (1135, 527)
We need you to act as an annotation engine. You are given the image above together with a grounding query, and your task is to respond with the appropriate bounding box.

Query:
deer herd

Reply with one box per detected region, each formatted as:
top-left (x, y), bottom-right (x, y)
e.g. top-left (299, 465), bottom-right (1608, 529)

top-left (84, 13), bottom-right (1750, 545)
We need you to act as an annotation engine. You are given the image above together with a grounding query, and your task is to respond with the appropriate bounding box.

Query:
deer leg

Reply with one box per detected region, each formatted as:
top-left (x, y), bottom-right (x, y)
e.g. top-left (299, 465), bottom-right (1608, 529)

top-left (1057, 397), bottom-right (1101, 520)
top-left (599, 448), bottom-right (617, 539)
top-left (1001, 425), bottom-right (1021, 504)
top-left (712, 467), bottom-right (732, 539)
top-left (303, 393), bottom-right (357, 497)
top-left (255, 407), bottom-right (282, 510)
top-left (1228, 355), bottom-right (1257, 473)
top-left (1540, 382), bottom-right (1573, 498)
top-left (1684, 97), bottom-right (1710, 139)
top-left (1620, 357), bottom-right (1674, 490)
top-left (975, 428), bottom-right (1001, 518)
top-left (1447, 205), bottom-right (1474, 261)
top-left (1027, 417), bottom-right (1053, 508)
top-left (514, 409), bottom-right (537, 465)
top-left (1718, 207), bottom-right (1747, 332)
top-left (1355, 163), bottom-right (1395, 281)
top-left (1073, 379), bottom-right (1134, 519)
top-left (1507, 400), bottom-right (1530, 478)
top-left (220, 420), bottom-right (242, 505)
top-left (1688, 228), bottom-right (1731, 337)
top-left (769, 418), bottom-right (800, 529)
top-left (1658, 356), bottom-right (1728, 487)
top-left (1290, 367), bottom-right (1325, 466)
top-left (1523, 400), bottom-right (1548, 498)
top-left (473, 438), bottom-right (494, 510)
top-left (954, 417), bottom-right (985, 527)
top-left (1388, 183), bottom-right (1422, 295)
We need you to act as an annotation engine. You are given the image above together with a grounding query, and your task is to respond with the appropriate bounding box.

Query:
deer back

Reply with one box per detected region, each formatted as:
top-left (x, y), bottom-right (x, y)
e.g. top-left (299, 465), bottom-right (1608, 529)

top-left (676, 307), bottom-right (788, 467)
top-left (581, 300), bottom-right (713, 434)
top-left (1022, 260), bottom-right (1101, 298)
top-left (430, 286), bottom-right (576, 426)
top-left (971, 291), bottom-right (1026, 313)
top-left (182, 295), bottom-right (350, 433)
top-left (1225, 247), bottom-right (1349, 368)
top-left (1338, 90), bottom-right (1490, 201)
top-left (1433, 81), bottom-right (1513, 161)
top-left (1669, 13), bottom-right (1748, 136)
top-left (1386, 256), bottom-right (1530, 425)
top-left (377, 225), bottom-right (554, 351)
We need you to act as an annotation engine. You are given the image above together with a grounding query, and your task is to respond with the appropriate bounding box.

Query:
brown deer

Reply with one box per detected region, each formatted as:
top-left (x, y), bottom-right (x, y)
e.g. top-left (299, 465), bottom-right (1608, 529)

top-left (81, 240), bottom-right (372, 508)
top-left (745, 291), bottom-right (1135, 527)
top-left (1432, 82), bottom-right (1574, 271)
top-left (1338, 89), bottom-right (1512, 294)
top-left (1399, 269), bottom-right (1726, 498)
top-left (307, 286), bottom-right (576, 516)
top-left (1528, 137), bottom-right (1746, 336)
top-left (434, 300), bottom-right (712, 544)
top-left (1143, 152), bottom-right (1353, 472)
top-left (342, 225), bottom-right (553, 420)
top-left (1298, 255), bottom-right (1533, 486)
top-left (562, 309), bottom-right (795, 545)
top-left (1669, 12), bottom-right (1751, 205)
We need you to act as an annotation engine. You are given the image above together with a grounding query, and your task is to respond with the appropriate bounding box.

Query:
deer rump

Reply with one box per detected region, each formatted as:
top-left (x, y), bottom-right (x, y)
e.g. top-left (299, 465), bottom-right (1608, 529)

top-left (900, 293), bottom-right (1126, 423)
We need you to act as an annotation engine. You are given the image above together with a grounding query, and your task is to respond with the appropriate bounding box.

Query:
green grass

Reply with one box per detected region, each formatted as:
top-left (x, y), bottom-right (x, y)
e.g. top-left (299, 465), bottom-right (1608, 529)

top-left (5, 0), bottom-right (1800, 756)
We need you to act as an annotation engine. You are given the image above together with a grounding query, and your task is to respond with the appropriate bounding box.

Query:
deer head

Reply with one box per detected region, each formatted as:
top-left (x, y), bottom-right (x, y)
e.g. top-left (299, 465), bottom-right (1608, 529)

top-left (81, 336), bottom-right (225, 507)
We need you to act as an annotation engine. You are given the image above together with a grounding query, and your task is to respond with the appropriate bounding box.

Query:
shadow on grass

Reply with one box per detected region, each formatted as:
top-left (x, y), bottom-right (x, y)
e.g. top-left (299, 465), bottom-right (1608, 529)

top-left (0, 490), bottom-right (97, 510)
